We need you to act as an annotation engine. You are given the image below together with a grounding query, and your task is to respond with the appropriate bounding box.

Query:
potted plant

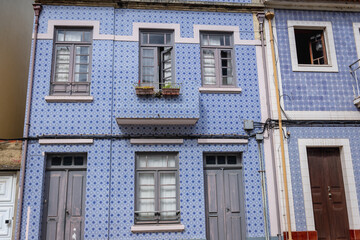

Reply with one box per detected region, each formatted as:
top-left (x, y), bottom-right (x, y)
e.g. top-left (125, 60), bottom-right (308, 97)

top-left (162, 83), bottom-right (180, 96)
top-left (135, 81), bottom-right (154, 95)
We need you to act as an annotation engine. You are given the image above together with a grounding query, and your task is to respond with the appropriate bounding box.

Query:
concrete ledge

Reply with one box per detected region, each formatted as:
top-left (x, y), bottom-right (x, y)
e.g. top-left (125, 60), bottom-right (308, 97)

top-left (198, 138), bottom-right (248, 144)
top-left (45, 96), bottom-right (93, 103)
top-left (199, 87), bottom-right (242, 93)
top-left (131, 224), bottom-right (185, 233)
top-left (116, 118), bottom-right (198, 125)
top-left (39, 139), bottom-right (94, 145)
top-left (130, 139), bottom-right (184, 144)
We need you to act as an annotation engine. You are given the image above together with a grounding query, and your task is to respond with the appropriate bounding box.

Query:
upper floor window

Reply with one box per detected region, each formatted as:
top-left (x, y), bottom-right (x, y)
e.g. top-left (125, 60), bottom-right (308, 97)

top-left (287, 21), bottom-right (338, 72)
top-left (140, 31), bottom-right (174, 89)
top-left (51, 28), bottom-right (92, 95)
top-left (135, 153), bottom-right (180, 224)
top-left (200, 32), bottom-right (235, 88)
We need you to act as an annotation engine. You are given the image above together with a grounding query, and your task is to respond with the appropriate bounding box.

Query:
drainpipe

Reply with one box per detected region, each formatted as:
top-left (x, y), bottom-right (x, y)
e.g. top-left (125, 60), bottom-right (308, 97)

top-left (16, 4), bottom-right (42, 240)
top-left (265, 11), bottom-right (293, 240)
top-left (256, 12), bottom-right (282, 239)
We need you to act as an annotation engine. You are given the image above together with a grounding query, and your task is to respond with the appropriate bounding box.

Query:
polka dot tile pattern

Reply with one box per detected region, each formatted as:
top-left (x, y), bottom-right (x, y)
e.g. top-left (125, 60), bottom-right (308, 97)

top-left (21, 6), bottom-right (267, 240)
top-left (275, 10), bottom-right (360, 111)
top-left (285, 127), bottom-right (360, 231)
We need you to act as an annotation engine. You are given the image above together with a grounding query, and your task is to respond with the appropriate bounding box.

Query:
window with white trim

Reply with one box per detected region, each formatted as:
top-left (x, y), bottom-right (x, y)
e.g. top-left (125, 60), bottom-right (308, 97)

top-left (135, 153), bottom-right (180, 224)
top-left (51, 28), bottom-right (92, 95)
top-left (288, 21), bottom-right (338, 72)
top-left (140, 31), bottom-right (174, 89)
top-left (200, 32), bottom-right (235, 88)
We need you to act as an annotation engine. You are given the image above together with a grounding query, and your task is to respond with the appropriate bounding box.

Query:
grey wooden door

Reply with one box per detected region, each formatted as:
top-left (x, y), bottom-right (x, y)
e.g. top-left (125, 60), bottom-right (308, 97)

top-left (205, 167), bottom-right (245, 240)
top-left (43, 170), bottom-right (86, 240)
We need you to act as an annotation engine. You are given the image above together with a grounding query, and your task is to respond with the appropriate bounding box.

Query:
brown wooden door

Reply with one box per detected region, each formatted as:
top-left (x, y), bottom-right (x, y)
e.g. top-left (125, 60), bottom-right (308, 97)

top-left (307, 148), bottom-right (350, 240)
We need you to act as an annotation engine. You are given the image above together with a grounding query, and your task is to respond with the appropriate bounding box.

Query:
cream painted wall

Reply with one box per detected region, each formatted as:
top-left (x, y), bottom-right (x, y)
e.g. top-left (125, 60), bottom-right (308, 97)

top-left (0, 0), bottom-right (33, 138)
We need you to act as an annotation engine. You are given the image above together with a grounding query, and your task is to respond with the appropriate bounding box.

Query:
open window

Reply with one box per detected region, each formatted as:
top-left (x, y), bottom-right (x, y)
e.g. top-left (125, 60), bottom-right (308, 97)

top-left (140, 31), bottom-right (174, 89)
top-left (288, 21), bottom-right (338, 72)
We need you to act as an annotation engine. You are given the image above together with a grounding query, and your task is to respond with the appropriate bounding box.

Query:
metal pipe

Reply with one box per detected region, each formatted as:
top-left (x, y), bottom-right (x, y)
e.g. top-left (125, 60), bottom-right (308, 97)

top-left (15, 4), bottom-right (42, 240)
top-left (256, 12), bottom-right (282, 238)
top-left (265, 11), bottom-right (293, 240)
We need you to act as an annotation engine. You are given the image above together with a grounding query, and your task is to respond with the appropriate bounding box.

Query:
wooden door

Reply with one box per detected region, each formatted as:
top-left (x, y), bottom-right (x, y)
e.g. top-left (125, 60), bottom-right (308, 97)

top-left (0, 174), bottom-right (16, 240)
top-left (307, 148), bottom-right (350, 240)
top-left (205, 169), bottom-right (245, 240)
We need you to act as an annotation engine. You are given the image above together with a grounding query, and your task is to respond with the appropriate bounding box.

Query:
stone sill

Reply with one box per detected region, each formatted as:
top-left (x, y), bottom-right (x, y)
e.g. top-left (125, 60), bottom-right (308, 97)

top-left (45, 96), bottom-right (93, 103)
top-left (199, 87), bottom-right (242, 93)
top-left (131, 224), bottom-right (185, 233)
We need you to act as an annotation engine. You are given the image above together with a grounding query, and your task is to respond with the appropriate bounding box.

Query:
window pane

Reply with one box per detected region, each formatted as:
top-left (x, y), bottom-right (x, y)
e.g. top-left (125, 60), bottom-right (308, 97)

top-left (160, 173), bottom-right (175, 184)
top-left (160, 198), bottom-right (177, 220)
top-left (165, 33), bottom-right (171, 44)
top-left (142, 58), bottom-right (154, 66)
top-left (201, 34), bottom-right (209, 45)
top-left (142, 66), bottom-right (154, 75)
top-left (139, 185), bottom-right (155, 198)
top-left (149, 33), bottom-right (165, 44)
top-left (63, 156), bottom-right (72, 166)
top-left (221, 59), bottom-right (232, 68)
top-left (217, 156), bottom-right (226, 164)
top-left (139, 173), bottom-right (155, 185)
top-left (204, 76), bottom-right (216, 85)
top-left (168, 155), bottom-right (176, 167)
top-left (204, 67), bottom-right (215, 75)
top-left (75, 64), bottom-right (89, 73)
top-left (57, 30), bottom-right (65, 41)
top-left (204, 58), bottom-right (215, 66)
top-left (224, 35), bottom-right (230, 46)
top-left (83, 32), bottom-right (91, 42)
top-left (142, 75), bottom-right (155, 83)
top-left (74, 156), bottom-right (84, 165)
top-left (51, 157), bottom-right (61, 166)
top-left (227, 156), bottom-right (237, 164)
top-left (206, 156), bottom-right (216, 165)
top-left (209, 35), bottom-right (222, 46)
top-left (138, 155), bottom-right (147, 168)
top-left (76, 46), bottom-right (89, 55)
top-left (222, 77), bottom-right (233, 85)
top-left (221, 50), bottom-right (231, 58)
top-left (56, 64), bottom-right (70, 73)
top-left (138, 199), bottom-right (155, 219)
top-left (76, 55), bottom-right (89, 64)
top-left (55, 73), bottom-right (69, 82)
top-left (143, 49), bottom-right (154, 57)
top-left (141, 33), bottom-right (148, 44)
top-left (163, 70), bottom-right (171, 79)
top-left (74, 73), bottom-right (88, 82)
top-left (222, 67), bottom-right (232, 76)
top-left (148, 155), bottom-right (167, 167)
top-left (203, 49), bottom-right (215, 58)
top-left (65, 31), bottom-right (82, 41)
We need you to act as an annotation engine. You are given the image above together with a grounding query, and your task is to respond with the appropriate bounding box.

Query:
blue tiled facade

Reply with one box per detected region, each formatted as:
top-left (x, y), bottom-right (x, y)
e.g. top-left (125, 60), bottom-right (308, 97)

top-left (20, 4), bottom-right (268, 240)
top-left (274, 8), bottom-right (360, 234)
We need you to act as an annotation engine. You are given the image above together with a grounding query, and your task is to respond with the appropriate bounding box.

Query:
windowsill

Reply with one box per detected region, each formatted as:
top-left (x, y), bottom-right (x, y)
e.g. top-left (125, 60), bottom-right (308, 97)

top-left (199, 87), bottom-right (242, 93)
top-left (131, 224), bottom-right (185, 233)
top-left (354, 96), bottom-right (360, 108)
top-left (292, 64), bottom-right (338, 72)
top-left (45, 95), bottom-right (94, 103)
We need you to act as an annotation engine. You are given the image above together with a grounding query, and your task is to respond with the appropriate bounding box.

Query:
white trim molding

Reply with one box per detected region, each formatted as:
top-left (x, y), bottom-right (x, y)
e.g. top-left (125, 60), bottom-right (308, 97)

top-left (131, 224), bottom-right (185, 233)
top-left (130, 139), bottom-right (184, 145)
top-left (285, 111), bottom-right (360, 120)
top-left (198, 87), bottom-right (242, 93)
top-left (116, 118), bottom-right (198, 125)
top-left (298, 138), bottom-right (360, 230)
top-left (45, 96), bottom-right (94, 103)
top-left (287, 20), bottom-right (338, 72)
top-left (197, 139), bottom-right (248, 144)
top-left (35, 20), bottom-right (261, 45)
top-left (39, 139), bottom-right (94, 145)
top-left (353, 23), bottom-right (360, 60)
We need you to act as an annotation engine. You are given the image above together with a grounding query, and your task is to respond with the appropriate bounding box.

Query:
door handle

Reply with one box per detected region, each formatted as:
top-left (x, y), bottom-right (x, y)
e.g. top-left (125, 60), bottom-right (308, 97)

top-left (5, 219), bottom-right (11, 224)
top-left (226, 208), bottom-right (230, 212)
top-left (328, 186), bottom-right (332, 199)
top-left (66, 209), bottom-right (70, 215)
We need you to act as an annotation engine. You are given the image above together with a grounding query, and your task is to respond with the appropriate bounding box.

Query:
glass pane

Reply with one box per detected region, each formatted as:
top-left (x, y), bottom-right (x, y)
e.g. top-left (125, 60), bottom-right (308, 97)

top-left (141, 33), bottom-right (148, 44)
top-left (76, 55), bottom-right (89, 64)
top-left (142, 58), bottom-right (154, 66)
top-left (149, 33), bottom-right (165, 44)
top-left (221, 59), bottom-right (232, 68)
top-left (221, 50), bottom-right (232, 58)
top-left (76, 46), bottom-right (89, 55)
top-left (55, 73), bottom-right (69, 82)
top-left (56, 46), bottom-right (71, 55)
top-left (56, 55), bottom-right (70, 64)
top-left (74, 156), bottom-right (84, 165)
top-left (209, 35), bottom-right (222, 46)
top-left (217, 156), bottom-right (226, 164)
top-left (138, 155), bottom-right (147, 168)
top-left (163, 52), bottom-right (171, 61)
top-left (204, 76), bottom-right (216, 85)
top-left (74, 73), bottom-right (88, 82)
top-left (168, 155), bottom-right (176, 167)
top-left (163, 61), bottom-right (171, 70)
top-left (51, 157), bottom-right (61, 166)
top-left (57, 30), bottom-right (65, 41)
top-left (160, 185), bottom-right (176, 198)
top-left (160, 198), bottom-right (176, 220)
top-left (63, 156), bottom-right (72, 166)
top-left (139, 173), bottom-right (154, 185)
top-left (75, 64), bottom-right (89, 73)
top-left (148, 155), bottom-right (167, 167)
top-left (225, 35), bottom-right (230, 46)
top-left (142, 66), bottom-right (154, 75)
top-left (138, 199), bottom-right (155, 219)
top-left (206, 156), bottom-right (216, 165)
top-left (204, 58), bottom-right (215, 66)
top-left (160, 173), bottom-right (175, 184)
top-left (143, 49), bottom-right (154, 57)
top-left (65, 31), bottom-right (82, 41)
top-left (84, 32), bottom-right (91, 42)
top-left (222, 67), bottom-right (232, 77)
top-left (227, 156), bottom-right (237, 164)
top-left (142, 75), bottom-right (155, 83)
top-left (201, 34), bottom-right (209, 45)
top-left (139, 185), bottom-right (155, 198)
top-left (203, 49), bottom-right (215, 58)
top-left (165, 33), bottom-right (171, 44)
top-left (204, 67), bottom-right (215, 75)
top-left (56, 63), bottom-right (70, 73)
top-left (163, 70), bottom-right (171, 78)
top-left (222, 77), bottom-right (233, 85)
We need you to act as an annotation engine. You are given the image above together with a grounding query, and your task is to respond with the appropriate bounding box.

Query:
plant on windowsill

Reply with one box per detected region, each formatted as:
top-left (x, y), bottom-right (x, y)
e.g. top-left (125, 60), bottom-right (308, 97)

top-left (161, 83), bottom-right (180, 96)
top-left (135, 82), bottom-right (154, 95)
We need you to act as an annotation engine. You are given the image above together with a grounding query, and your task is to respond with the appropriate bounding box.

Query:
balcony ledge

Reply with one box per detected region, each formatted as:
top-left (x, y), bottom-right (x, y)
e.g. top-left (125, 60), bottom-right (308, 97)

top-left (116, 118), bottom-right (198, 125)
top-left (45, 95), bottom-right (93, 103)
top-left (131, 224), bottom-right (185, 233)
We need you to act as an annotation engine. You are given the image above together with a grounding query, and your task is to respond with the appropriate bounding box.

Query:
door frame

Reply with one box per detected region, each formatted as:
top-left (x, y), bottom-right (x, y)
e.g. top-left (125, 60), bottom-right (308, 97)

top-left (203, 153), bottom-right (246, 240)
top-left (298, 139), bottom-right (360, 231)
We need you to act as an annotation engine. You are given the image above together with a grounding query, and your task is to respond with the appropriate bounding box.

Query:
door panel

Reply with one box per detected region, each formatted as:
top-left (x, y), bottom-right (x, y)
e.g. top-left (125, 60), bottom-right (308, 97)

top-left (0, 174), bottom-right (16, 240)
top-left (0, 176), bottom-right (14, 202)
top-left (205, 169), bottom-right (244, 240)
top-left (307, 148), bottom-right (349, 240)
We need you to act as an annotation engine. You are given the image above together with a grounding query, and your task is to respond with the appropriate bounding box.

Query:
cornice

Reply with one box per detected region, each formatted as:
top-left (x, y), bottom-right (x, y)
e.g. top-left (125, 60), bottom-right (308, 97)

top-left (265, 0), bottom-right (360, 12)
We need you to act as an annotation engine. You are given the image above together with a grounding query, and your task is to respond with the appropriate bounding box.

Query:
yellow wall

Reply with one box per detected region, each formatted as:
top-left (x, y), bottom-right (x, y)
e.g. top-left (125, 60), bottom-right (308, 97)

top-left (0, 0), bottom-right (33, 138)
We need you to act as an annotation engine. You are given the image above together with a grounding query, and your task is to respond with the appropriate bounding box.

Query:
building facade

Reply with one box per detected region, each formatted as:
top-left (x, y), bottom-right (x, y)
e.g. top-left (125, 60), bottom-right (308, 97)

top-left (264, 0), bottom-right (360, 239)
top-left (17, 1), bottom-right (279, 240)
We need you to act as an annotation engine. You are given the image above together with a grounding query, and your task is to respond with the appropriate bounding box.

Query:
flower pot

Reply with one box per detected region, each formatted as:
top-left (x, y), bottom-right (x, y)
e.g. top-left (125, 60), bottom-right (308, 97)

top-left (135, 87), bottom-right (154, 95)
top-left (162, 88), bottom-right (180, 96)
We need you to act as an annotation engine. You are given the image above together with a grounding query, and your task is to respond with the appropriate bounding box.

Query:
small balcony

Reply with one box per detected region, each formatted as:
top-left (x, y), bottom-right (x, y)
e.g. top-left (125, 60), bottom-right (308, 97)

top-left (349, 59), bottom-right (360, 108)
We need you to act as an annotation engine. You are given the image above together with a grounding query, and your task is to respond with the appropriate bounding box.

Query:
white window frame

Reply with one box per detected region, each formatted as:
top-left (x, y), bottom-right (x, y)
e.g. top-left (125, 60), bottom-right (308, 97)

top-left (288, 20), bottom-right (338, 72)
top-left (352, 23), bottom-right (360, 59)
